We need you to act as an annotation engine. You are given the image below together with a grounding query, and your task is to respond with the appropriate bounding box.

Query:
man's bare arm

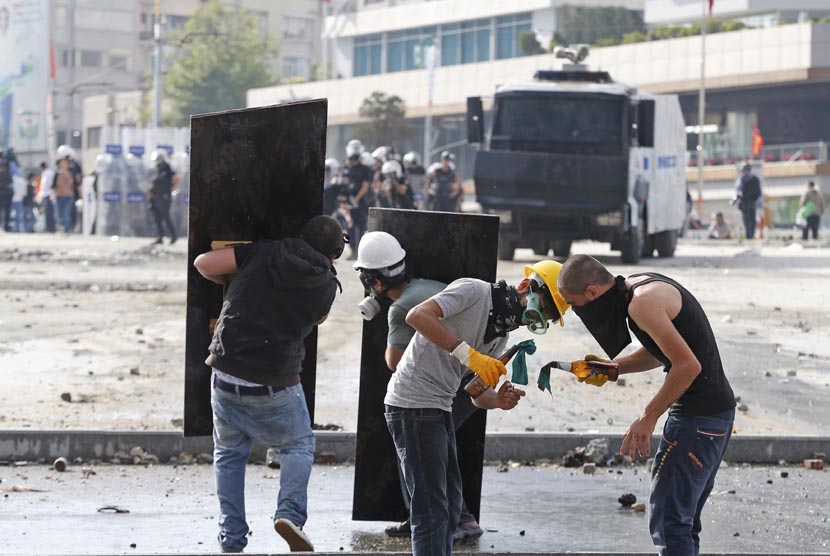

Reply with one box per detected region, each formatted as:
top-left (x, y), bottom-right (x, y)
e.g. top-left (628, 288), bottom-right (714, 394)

top-left (385, 346), bottom-right (406, 371)
top-left (406, 299), bottom-right (457, 351)
top-left (615, 346), bottom-right (663, 374)
top-left (194, 248), bottom-right (238, 285)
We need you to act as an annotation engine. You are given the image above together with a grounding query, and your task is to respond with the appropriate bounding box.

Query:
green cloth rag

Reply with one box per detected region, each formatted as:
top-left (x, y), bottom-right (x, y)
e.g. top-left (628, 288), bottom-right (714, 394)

top-left (537, 367), bottom-right (552, 395)
top-left (509, 339), bottom-right (537, 385)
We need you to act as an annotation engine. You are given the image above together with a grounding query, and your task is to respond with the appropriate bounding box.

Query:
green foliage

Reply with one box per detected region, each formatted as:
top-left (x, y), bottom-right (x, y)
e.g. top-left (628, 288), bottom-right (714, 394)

top-left (163, 1), bottom-right (278, 126)
top-left (555, 5), bottom-right (645, 47)
top-left (613, 19), bottom-right (751, 47)
top-left (354, 91), bottom-right (411, 147)
top-left (519, 30), bottom-right (545, 56)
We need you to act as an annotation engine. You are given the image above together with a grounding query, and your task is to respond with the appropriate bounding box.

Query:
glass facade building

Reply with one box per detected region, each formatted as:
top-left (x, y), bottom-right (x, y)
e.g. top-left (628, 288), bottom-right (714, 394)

top-left (353, 12), bottom-right (532, 76)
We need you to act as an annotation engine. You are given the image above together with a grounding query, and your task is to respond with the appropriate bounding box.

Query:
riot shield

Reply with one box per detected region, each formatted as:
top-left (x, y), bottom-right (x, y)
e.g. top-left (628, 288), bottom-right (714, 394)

top-left (184, 100), bottom-right (327, 436)
top-left (352, 207), bottom-right (500, 521)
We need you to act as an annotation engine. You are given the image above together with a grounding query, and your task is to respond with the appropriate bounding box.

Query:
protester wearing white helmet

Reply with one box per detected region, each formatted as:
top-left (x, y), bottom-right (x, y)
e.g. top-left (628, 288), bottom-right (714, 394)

top-left (426, 151), bottom-right (461, 212)
top-left (379, 160), bottom-right (415, 210)
top-left (402, 151), bottom-right (427, 208)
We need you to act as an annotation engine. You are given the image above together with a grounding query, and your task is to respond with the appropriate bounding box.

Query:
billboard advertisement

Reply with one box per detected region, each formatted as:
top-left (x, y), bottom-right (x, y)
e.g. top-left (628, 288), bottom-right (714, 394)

top-left (0, 0), bottom-right (49, 155)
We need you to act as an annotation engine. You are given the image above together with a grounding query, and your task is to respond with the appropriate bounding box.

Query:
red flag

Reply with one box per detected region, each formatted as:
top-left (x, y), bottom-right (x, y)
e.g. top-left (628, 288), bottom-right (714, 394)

top-left (751, 124), bottom-right (764, 157)
top-left (708, 0), bottom-right (714, 16)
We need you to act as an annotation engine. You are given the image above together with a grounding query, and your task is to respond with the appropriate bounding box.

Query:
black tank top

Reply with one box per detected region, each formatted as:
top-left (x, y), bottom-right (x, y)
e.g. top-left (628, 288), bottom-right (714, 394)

top-left (627, 272), bottom-right (735, 416)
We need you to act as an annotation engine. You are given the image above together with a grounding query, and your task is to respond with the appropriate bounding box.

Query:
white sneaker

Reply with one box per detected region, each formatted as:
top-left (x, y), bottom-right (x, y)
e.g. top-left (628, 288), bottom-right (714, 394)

top-left (274, 518), bottom-right (314, 552)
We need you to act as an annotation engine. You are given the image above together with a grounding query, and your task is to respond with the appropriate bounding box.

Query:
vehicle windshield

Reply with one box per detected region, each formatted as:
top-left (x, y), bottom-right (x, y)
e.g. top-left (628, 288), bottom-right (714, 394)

top-left (491, 93), bottom-right (625, 154)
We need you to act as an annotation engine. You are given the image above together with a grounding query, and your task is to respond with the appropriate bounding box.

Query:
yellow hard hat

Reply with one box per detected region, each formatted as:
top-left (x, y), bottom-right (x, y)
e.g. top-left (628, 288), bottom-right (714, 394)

top-left (524, 260), bottom-right (569, 327)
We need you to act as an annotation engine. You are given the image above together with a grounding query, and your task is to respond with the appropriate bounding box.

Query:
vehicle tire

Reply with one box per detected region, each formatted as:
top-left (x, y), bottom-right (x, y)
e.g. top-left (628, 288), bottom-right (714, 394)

top-left (551, 239), bottom-right (572, 258)
top-left (654, 229), bottom-right (678, 258)
top-left (498, 237), bottom-right (516, 261)
top-left (620, 222), bottom-right (643, 264)
top-left (533, 243), bottom-right (549, 256)
top-left (641, 233), bottom-right (654, 258)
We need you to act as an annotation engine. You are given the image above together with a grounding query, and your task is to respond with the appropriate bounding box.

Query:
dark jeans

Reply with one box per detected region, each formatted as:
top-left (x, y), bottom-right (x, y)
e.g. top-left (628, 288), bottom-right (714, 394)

top-left (740, 205), bottom-right (757, 239)
top-left (43, 197), bottom-right (56, 232)
top-left (0, 188), bottom-right (12, 231)
top-left (803, 214), bottom-right (820, 240)
top-left (396, 378), bottom-right (479, 525)
top-left (350, 202), bottom-right (368, 251)
top-left (386, 405), bottom-right (462, 556)
top-left (151, 194), bottom-right (176, 241)
top-left (650, 409), bottom-right (735, 556)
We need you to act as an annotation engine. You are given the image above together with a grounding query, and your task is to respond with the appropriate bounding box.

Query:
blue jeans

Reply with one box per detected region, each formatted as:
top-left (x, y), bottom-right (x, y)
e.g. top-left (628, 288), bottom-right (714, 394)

top-left (56, 196), bottom-right (73, 233)
top-left (650, 409), bottom-right (735, 556)
top-left (385, 405), bottom-right (462, 556)
top-left (211, 382), bottom-right (315, 553)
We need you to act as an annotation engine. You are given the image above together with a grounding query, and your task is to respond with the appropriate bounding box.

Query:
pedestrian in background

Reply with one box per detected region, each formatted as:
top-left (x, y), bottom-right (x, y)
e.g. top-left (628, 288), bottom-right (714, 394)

top-left (734, 163), bottom-right (762, 239)
top-left (799, 180), bottom-right (824, 241)
top-left (149, 149), bottom-right (178, 245)
top-left (707, 212), bottom-right (731, 240)
top-left (38, 161), bottom-right (56, 233)
top-left (0, 148), bottom-right (15, 231)
top-left (22, 171), bottom-right (36, 232)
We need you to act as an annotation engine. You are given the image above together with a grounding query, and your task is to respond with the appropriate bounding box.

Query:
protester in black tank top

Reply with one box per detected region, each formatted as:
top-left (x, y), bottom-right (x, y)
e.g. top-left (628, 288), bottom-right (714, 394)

top-left (558, 255), bottom-right (736, 556)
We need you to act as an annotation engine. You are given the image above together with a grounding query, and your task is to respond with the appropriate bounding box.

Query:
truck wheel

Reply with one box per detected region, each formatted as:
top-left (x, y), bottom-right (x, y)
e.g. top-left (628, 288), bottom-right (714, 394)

top-left (620, 224), bottom-right (643, 264)
top-left (498, 237), bottom-right (516, 261)
top-left (551, 239), bottom-right (572, 258)
top-left (654, 229), bottom-right (678, 258)
top-left (533, 243), bottom-right (549, 256)
top-left (641, 234), bottom-right (654, 258)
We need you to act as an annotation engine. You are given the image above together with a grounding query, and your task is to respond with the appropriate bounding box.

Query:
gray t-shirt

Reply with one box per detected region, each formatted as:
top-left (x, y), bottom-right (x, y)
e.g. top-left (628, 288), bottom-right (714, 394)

top-left (387, 278), bottom-right (447, 349)
top-left (385, 277), bottom-right (508, 411)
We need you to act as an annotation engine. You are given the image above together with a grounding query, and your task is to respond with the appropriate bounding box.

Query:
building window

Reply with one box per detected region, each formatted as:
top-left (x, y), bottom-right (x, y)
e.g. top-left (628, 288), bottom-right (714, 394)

top-left (387, 26), bottom-right (436, 73)
top-left (354, 34), bottom-right (382, 76)
top-left (108, 54), bottom-right (130, 71)
top-left (442, 18), bottom-right (489, 66)
top-left (253, 11), bottom-right (269, 38)
top-left (284, 16), bottom-right (313, 39)
top-left (61, 49), bottom-right (74, 68)
top-left (55, 6), bottom-right (68, 28)
top-left (283, 56), bottom-right (311, 80)
top-left (87, 127), bottom-right (102, 149)
top-left (80, 50), bottom-right (102, 67)
top-left (167, 15), bottom-right (189, 29)
top-left (496, 12), bottom-right (532, 59)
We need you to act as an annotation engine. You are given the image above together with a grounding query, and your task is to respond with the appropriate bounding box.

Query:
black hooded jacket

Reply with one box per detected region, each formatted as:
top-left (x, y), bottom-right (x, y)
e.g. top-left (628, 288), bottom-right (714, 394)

top-left (208, 238), bottom-right (339, 386)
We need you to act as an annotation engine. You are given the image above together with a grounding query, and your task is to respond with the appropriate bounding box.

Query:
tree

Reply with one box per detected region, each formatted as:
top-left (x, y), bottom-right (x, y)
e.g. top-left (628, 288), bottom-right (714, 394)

top-left (519, 30), bottom-right (545, 56)
top-left (163, 1), bottom-right (278, 126)
top-left (354, 91), bottom-right (411, 148)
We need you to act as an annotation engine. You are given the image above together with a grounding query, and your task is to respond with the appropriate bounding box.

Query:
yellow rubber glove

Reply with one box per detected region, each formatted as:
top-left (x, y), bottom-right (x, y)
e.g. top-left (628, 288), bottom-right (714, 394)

top-left (451, 341), bottom-right (506, 387)
top-left (577, 354), bottom-right (610, 387)
top-left (468, 349), bottom-right (507, 387)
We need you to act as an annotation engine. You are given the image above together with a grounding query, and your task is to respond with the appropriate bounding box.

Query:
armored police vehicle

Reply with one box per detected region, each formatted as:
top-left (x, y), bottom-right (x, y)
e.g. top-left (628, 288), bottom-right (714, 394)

top-left (467, 69), bottom-right (687, 263)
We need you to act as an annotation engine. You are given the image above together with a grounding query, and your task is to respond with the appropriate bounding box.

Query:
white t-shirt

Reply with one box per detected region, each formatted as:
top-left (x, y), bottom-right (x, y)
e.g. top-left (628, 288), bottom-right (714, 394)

top-left (39, 168), bottom-right (55, 198)
top-left (385, 277), bottom-right (507, 412)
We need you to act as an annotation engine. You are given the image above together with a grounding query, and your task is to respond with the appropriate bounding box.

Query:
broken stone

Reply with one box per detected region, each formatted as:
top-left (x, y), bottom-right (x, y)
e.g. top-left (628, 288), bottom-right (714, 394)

top-left (584, 438), bottom-right (609, 465)
top-left (618, 493), bottom-right (636, 507)
top-left (737, 403), bottom-right (749, 412)
top-left (60, 392), bottom-right (72, 403)
top-left (764, 371), bottom-right (772, 378)
top-left (780, 471), bottom-right (789, 478)
top-left (583, 463), bottom-right (596, 475)
top-left (496, 463), bottom-right (509, 473)
top-left (129, 447), bottom-right (146, 458)
top-left (196, 453), bottom-right (213, 464)
top-left (786, 370), bottom-right (797, 377)
top-left (804, 459), bottom-right (824, 470)
top-left (631, 503), bottom-right (646, 512)
top-left (178, 452), bottom-right (194, 465)
top-left (616, 378), bottom-right (627, 387)
top-left (135, 328), bottom-right (143, 335)
top-left (315, 452), bottom-right (337, 464)
top-left (129, 367), bottom-right (140, 376)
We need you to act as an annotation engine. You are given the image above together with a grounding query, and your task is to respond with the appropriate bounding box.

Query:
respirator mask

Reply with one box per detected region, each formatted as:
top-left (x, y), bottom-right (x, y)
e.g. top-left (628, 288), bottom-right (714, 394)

top-left (522, 290), bottom-right (548, 335)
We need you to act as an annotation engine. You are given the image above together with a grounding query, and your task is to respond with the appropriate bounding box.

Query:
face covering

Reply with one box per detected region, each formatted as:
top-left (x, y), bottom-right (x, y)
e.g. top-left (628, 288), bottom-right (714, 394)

top-left (571, 275), bottom-right (632, 358)
top-left (485, 280), bottom-right (523, 343)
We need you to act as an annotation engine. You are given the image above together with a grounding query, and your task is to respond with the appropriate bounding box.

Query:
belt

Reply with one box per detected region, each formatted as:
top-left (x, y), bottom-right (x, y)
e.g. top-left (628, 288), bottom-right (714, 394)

top-left (212, 376), bottom-right (288, 396)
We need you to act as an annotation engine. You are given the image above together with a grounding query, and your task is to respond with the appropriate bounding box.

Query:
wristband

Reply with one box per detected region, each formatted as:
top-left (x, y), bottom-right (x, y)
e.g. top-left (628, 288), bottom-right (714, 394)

top-left (450, 340), bottom-right (471, 367)
top-left (449, 338), bottom-right (463, 352)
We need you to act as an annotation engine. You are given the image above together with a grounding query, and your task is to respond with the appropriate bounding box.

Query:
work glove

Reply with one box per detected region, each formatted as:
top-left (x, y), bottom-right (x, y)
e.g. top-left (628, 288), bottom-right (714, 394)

top-left (576, 354), bottom-right (611, 387)
top-left (451, 341), bottom-right (506, 387)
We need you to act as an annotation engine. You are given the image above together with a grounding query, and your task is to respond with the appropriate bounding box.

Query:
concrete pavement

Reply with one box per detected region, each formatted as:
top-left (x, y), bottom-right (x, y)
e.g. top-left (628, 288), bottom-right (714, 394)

top-left (2, 460), bottom-right (829, 555)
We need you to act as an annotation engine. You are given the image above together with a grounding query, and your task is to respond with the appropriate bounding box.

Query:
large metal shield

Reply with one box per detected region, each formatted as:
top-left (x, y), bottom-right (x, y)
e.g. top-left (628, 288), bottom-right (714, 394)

top-left (184, 100), bottom-right (327, 437)
top-left (352, 207), bottom-right (500, 521)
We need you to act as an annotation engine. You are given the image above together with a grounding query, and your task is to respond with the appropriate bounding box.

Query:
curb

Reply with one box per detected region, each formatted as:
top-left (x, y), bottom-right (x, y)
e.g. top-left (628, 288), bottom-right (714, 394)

top-left (1, 430), bottom-right (828, 464)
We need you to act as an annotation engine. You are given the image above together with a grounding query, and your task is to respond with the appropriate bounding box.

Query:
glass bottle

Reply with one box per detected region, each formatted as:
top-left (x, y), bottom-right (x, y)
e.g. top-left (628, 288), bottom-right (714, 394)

top-left (548, 359), bottom-right (620, 381)
top-left (463, 343), bottom-right (523, 399)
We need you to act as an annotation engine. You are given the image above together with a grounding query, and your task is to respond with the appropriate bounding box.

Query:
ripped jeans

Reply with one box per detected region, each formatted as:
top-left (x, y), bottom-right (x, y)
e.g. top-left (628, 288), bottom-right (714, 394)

top-left (649, 409), bottom-right (735, 556)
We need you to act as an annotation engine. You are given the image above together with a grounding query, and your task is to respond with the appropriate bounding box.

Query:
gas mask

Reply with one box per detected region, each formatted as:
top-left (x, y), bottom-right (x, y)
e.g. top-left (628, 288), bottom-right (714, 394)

top-left (358, 295), bottom-right (381, 321)
top-left (522, 291), bottom-right (548, 335)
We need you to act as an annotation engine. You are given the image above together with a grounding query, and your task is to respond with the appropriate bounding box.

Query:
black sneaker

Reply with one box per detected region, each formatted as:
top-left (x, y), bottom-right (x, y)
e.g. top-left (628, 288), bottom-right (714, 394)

top-left (453, 520), bottom-right (484, 544)
top-left (384, 519), bottom-right (411, 538)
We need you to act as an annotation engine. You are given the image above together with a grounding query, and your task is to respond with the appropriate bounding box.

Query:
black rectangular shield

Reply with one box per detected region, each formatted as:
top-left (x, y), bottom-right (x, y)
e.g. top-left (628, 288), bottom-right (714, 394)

top-left (184, 100), bottom-right (327, 437)
top-left (352, 208), bottom-right (500, 521)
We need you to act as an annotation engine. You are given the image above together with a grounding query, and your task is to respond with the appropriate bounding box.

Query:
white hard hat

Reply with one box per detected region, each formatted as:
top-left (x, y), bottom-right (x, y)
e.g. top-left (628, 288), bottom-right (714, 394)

top-left (325, 157), bottom-right (340, 171)
top-left (95, 153), bottom-right (112, 172)
top-left (427, 162), bottom-right (442, 173)
top-left (56, 144), bottom-right (76, 160)
top-left (441, 150), bottom-right (455, 161)
top-left (346, 139), bottom-right (364, 157)
top-left (360, 151), bottom-right (375, 167)
top-left (403, 151), bottom-right (420, 165)
top-left (372, 146), bottom-right (388, 160)
top-left (381, 160), bottom-right (403, 179)
top-left (353, 231), bottom-right (407, 271)
top-left (150, 149), bottom-right (167, 163)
